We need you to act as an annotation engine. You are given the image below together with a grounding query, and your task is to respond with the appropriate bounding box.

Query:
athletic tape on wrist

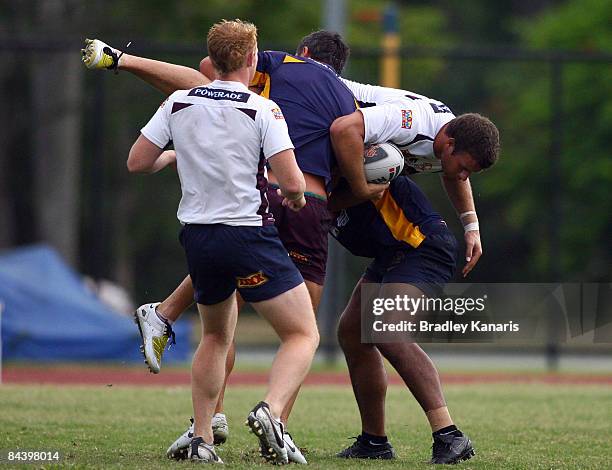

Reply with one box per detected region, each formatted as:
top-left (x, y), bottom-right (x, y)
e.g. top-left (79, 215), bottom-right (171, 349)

top-left (464, 222), bottom-right (480, 232)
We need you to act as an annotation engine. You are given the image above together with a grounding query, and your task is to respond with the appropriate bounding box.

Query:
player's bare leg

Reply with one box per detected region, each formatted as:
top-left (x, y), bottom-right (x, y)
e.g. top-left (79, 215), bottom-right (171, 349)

top-left (158, 273), bottom-right (322, 422)
top-left (337, 278), bottom-right (389, 436)
top-left (156, 275), bottom-right (194, 323)
top-left (215, 339), bottom-right (235, 414)
top-left (279, 279), bottom-right (324, 424)
top-left (213, 294), bottom-right (244, 414)
top-left (251, 284), bottom-right (319, 416)
top-left (304, 280), bottom-right (325, 314)
top-left (338, 280), bottom-right (474, 463)
top-left (191, 294), bottom-right (238, 445)
top-left (246, 283), bottom-right (319, 464)
top-left (379, 340), bottom-right (453, 430)
top-left (373, 281), bottom-right (473, 463)
top-left (156, 275), bottom-right (237, 412)
top-left (374, 283), bottom-right (451, 431)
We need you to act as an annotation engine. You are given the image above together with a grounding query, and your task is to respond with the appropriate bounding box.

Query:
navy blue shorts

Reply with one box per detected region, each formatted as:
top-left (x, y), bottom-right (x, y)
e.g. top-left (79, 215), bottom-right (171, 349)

top-left (180, 224), bottom-right (304, 305)
top-left (363, 230), bottom-right (458, 297)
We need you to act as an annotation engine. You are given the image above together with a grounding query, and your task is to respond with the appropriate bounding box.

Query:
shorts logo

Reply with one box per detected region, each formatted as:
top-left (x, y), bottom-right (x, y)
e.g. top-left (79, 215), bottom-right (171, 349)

top-left (271, 108), bottom-right (284, 120)
top-left (289, 250), bottom-right (310, 264)
top-left (236, 271), bottom-right (268, 288)
top-left (401, 109), bottom-right (413, 129)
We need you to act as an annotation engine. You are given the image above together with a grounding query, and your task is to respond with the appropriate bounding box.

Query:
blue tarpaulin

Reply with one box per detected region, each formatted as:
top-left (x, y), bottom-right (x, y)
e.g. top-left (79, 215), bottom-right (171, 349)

top-left (0, 245), bottom-right (190, 362)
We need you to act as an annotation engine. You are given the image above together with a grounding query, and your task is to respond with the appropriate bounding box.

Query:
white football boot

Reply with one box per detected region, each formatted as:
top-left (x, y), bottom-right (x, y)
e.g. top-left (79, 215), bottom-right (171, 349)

top-left (246, 402), bottom-right (288, 465)
top-left (166, 418), bottom-right (193, 460)
top-left (188, 437), bottom-right (223, 464)
top-left (258, 430), bottom-right (307, 463)
top-left (283, 431), bottom-right (307, 464)
top-left (212, 413), bottom-right (229, 445)
top-left (81, 38), bottom-right (121, 70)
top-left (167, 415), bottom-right (229, 460)
top-left (133, 302), bottom-right (175, 374)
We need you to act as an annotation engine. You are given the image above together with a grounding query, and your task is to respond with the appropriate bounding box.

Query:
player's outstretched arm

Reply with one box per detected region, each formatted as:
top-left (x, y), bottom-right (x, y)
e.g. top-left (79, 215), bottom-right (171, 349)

top-left (120, 54), bottom-right (210, 95)
top-left (441, 175), bottom-right (482, 277)
top-left (81, 38), bottom-right (209, 96)
top-left (330, 112), bottom-right (389, 201)
top-left (268, 149), bottom-right (306, 212)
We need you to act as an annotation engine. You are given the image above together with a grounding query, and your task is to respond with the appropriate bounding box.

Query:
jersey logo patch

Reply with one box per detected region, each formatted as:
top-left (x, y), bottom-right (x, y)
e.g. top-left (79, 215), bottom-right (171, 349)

top-left (271, 108), bottom-right (284, 120)
top-left (289, 250), bottom-right (310, 264)
top-left (188, 87), bottom-right (249, 102)
top-left (237, 271), bottom-right (268, 288)
top-left (401, 110), bottom-right (413, 129)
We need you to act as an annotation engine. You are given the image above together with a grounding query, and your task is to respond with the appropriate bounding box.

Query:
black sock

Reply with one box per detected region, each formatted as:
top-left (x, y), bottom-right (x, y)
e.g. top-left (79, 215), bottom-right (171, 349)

top-left (361, 431), bottom-right (388, 445)
top-left (433, 425), bottom-right (462, 438)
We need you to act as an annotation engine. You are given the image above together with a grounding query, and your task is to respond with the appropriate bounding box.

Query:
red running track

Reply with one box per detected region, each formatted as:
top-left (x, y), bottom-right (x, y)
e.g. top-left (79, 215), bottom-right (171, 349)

top-left (3, 365), bottom-right (612, 386)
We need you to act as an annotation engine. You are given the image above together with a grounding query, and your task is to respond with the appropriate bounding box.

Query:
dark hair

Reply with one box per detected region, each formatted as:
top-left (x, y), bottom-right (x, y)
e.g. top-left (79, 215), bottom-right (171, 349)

top-left (296, 30), bottom-right (350, 74)
top-left (446, 113), bottom-right (500, 169)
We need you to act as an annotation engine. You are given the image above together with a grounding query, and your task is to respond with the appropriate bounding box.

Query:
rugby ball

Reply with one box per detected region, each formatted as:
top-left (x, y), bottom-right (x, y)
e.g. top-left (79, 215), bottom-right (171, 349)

top-left (363, 142), bottom-right (404, 183)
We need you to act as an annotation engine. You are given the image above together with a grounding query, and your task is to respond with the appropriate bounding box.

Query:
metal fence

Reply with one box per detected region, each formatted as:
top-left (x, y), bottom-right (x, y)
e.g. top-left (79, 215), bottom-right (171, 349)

top-left (1, 39), bottom-right (611, 366)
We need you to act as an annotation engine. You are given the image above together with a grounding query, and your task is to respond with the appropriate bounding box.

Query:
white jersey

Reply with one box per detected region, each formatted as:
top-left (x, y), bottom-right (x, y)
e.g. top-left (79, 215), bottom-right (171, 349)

top-left (341, 78), bottom-right (456, 173)
top-left (141, 80), bottom-right (294, 226)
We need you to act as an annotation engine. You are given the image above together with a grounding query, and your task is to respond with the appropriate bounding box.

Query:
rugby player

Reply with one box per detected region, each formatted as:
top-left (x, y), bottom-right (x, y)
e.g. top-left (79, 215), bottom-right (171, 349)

top-left (333, 80), bottom-right (499, 278)
top-left (327, 82), bottom-right (498, 464)
top-left (329, 173), bottom-right (477, 464)
top-left (126, 19), bottom-right (318, 464)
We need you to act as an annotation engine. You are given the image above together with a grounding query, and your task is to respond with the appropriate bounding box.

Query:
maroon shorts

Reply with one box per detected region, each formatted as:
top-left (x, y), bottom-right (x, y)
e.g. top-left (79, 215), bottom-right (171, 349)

top-left (267, 185), bottom-right (332, 285)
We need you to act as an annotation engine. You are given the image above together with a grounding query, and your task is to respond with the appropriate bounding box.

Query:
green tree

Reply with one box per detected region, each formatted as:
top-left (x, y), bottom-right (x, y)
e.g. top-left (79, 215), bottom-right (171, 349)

top-left (482, 0), bottom-right (612, 281)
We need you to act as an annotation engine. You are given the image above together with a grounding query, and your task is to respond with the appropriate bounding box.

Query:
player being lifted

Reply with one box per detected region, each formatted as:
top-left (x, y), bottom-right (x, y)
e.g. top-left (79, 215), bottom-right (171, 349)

top-left (126, 19), bottom-right (319, 464)
top-left (82, 30), bottom-right (499, 465)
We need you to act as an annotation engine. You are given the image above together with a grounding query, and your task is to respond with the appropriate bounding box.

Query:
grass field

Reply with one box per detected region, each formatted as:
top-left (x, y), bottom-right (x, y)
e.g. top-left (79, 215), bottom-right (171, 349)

top-left (1, 383), bottom-right (611, 469)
